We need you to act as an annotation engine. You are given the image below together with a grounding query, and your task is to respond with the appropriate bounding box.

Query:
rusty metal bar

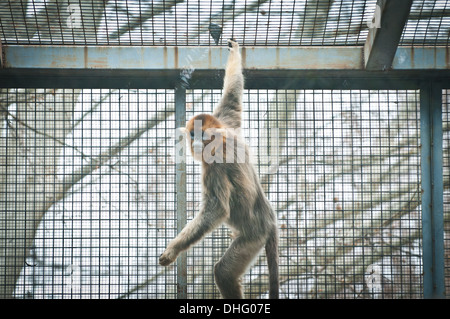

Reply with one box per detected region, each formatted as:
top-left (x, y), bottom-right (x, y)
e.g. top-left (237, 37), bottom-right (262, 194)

top-left (393, 47), bottom-right (450, 70)
top-left (2, 45), bottom-right (363, 70)
top-left (364, 0), bottom-right (413, 70)
top-left (3, 45), bottom-right (449, 71)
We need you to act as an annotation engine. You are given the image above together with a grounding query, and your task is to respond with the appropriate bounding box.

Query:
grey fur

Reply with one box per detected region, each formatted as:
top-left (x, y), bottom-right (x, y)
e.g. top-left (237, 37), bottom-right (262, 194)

top-left (159, 39), bottom-right (279, 299)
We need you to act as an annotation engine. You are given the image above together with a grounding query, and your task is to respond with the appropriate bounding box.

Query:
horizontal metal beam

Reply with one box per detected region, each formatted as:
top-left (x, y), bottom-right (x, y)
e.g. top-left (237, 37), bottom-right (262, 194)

top-left (3, 45), bottom-right (364, 70)
top-left (1, 68), bottom-right (450, 90)
top-left (394, 47), bottom-right (450, 70)
top-left (3, 45), bottom-right (449, 72)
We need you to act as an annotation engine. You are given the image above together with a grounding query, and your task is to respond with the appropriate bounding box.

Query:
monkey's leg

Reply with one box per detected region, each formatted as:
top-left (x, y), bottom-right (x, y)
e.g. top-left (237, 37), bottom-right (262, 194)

top-left (214, 236), bottom-right (265, 299)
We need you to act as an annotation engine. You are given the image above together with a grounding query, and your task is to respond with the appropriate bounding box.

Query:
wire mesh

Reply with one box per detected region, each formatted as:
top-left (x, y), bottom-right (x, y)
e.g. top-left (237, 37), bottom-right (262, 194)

top-left (0, 0), bottom-right (448, 47)
top-left (400, 0), bottom-right (450, 46)
top-left (0, 87), bottom-right (425, 299)
top-left (186, 89), bottom-right (424, 299)
top-left (0, 88), bottom-right (177, 299)
top-left (248, 89), bottom-right (423, 299)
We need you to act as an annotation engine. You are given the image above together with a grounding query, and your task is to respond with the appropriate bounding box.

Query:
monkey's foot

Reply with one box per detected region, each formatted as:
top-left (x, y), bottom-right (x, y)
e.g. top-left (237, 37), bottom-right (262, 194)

top-left (227, 38), bottom-right (239, 51)
top-left (159, 248), bottom-right (178, 266)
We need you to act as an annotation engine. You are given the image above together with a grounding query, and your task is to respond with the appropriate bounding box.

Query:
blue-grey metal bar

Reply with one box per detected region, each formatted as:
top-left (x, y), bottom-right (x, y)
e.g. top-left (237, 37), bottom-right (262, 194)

top-left (394, 47), bottom-right (450, 70)
top-left (2, 45), bottom-right (363, 70)
top-left (175, 85), bottom-right (187, 299)
top-left (420, 84), bottom-right (445, 298)
top-left (0, 38), bottom-right (3, 68)
top-left (429, 85), bottom-right (445, 298)
top-left (3, 45), bottom-right (449, 71)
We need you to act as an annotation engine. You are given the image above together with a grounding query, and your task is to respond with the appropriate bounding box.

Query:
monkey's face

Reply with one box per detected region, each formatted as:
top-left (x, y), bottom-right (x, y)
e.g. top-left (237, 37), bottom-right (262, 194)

top-left (185, 114), bottom-right (225, 162)
top-left (189, 128), bottom-right (212, 161)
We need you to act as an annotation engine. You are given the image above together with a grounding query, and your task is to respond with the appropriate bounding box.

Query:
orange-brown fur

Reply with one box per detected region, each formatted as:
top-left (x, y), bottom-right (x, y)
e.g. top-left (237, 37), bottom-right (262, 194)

top-left (159, 39), bottom-right (279, 299)
top-left (186, 114), bottom-right (227, 162)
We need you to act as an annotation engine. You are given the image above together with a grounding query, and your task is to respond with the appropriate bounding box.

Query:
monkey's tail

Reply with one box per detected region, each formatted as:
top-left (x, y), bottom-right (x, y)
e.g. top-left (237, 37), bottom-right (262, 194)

top-left (265, 227), bottom-right (279, 299)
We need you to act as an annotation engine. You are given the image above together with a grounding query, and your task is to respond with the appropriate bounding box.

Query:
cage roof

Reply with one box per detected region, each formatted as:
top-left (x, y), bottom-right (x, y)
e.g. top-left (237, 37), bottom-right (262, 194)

top-left (0, 0), bottom-right (448, 47)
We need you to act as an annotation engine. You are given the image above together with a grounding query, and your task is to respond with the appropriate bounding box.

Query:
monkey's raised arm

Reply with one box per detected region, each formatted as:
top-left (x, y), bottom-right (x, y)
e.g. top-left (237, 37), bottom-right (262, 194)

top-left (213, 39), bottom-right (244, 129)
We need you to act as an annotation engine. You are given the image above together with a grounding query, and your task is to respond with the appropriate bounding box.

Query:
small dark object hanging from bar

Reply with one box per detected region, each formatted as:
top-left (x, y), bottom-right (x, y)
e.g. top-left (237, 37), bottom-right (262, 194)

top-left (208, 23), bottom-right (223, 45)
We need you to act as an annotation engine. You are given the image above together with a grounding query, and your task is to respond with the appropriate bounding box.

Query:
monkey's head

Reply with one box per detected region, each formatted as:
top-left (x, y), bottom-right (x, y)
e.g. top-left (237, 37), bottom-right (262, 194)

top-left (184, 114), bottom-right (226, 162)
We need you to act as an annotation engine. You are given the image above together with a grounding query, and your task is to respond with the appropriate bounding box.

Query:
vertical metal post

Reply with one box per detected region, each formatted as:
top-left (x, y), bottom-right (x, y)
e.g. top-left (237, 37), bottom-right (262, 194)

top-left (420, 83), bottom-right (445, 298)
top-left (175, 85), bottom-right (187, 299)
top-left (0, 38), bottom-right (3, 68)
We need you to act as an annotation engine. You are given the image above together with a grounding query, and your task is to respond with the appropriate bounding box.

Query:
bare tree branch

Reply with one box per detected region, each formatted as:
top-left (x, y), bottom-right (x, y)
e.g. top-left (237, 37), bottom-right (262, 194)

top-left (52, 107), bottom-right (175, 211)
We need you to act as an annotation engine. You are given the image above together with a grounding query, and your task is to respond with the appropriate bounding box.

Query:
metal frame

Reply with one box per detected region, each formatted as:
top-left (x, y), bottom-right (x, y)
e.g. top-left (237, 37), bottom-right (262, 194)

top-left (0, 66), bottom-right (448, 299)
top-left (0, 38), bottom-right (3, 68)
top-left (175, 86), bottom-right (188, 299)
top-left (0, 0), bottom-right (448, 297)
top-left (2, 45), bottom-right (450, 71)
top-left (420, 83), bottom-right (445, 298)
